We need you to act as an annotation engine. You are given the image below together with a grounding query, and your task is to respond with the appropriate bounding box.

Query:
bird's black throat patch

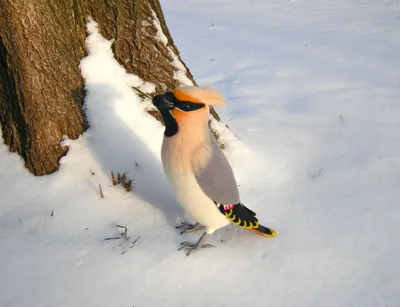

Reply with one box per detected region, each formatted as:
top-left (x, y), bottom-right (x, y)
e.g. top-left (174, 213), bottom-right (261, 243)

top-left (159, 109), bottom-right (179, 137)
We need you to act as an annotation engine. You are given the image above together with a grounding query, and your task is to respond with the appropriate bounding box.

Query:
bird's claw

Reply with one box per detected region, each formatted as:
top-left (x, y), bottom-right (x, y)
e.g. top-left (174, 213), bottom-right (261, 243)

top-left (175, 222), bottom-right (206, 234)
top-left (179, 241), bottom-right (195, 249)
top-left (179, 241), bottom-right (215, 256)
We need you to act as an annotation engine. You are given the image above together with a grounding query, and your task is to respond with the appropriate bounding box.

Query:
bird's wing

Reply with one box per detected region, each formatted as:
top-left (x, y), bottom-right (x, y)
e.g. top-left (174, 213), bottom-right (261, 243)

top-left (193, 131), bottom-right (241, 205)
top-left (193, 133), bottom-right (261, 229)
top-left (216, 202), bottom-right (259, 228)
top-left (193, 135), bottom-right (258, 228)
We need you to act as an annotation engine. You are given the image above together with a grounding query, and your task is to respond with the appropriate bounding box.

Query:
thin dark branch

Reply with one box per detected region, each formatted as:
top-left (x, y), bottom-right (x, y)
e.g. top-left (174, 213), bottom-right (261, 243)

top-left (99, 184), bottom-right (104, 198)
top-left (111, 171), bottom-right (116, 185)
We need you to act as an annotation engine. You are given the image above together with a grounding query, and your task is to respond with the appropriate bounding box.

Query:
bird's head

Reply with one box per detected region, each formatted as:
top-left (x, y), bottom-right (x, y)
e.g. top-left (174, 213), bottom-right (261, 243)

top-left (152, 86), bottom-right (226, 137)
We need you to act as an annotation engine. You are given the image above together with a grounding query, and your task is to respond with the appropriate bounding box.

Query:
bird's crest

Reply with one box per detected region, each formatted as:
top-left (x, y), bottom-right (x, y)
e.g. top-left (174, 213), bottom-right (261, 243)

top-left (172, 86), bottom-right (227, 108)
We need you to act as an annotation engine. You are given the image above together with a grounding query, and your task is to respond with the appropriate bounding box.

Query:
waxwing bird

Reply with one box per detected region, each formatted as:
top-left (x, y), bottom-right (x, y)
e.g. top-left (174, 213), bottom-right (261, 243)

top-left (152, 86), bottom-right (276, 256)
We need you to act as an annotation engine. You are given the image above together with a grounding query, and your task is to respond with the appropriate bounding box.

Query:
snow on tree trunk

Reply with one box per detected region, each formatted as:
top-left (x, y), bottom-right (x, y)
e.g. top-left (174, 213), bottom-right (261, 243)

top-left (0, 0), bottom-right (223, 176)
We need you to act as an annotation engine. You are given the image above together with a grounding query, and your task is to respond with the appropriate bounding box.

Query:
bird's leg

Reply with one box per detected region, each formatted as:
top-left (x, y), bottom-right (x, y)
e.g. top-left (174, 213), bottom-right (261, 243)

top-left (175, 222), bottom-right (206, 234)
top-left (179, 232), bottom-right (214, 256)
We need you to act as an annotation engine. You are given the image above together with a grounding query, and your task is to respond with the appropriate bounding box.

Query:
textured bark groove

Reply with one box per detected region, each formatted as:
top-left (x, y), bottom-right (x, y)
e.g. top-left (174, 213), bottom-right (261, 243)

top-left (0, 0), bottom-right (88, 175)
top-left (0, 0), bottom-right (221, 176)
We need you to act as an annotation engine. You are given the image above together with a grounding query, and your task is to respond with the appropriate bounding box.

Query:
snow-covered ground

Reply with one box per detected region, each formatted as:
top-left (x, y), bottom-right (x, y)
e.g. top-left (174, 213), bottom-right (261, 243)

top-left (1, 1), bottom-right (400, 306)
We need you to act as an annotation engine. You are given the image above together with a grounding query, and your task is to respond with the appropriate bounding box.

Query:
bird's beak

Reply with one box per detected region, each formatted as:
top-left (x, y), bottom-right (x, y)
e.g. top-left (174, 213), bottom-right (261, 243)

top-left (152, 92), bottom-right (175, 110)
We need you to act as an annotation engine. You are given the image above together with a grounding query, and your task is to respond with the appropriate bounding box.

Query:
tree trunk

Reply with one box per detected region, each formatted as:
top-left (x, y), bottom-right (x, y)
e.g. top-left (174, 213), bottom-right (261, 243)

top-left (0, 0), bottom-right (221, 176)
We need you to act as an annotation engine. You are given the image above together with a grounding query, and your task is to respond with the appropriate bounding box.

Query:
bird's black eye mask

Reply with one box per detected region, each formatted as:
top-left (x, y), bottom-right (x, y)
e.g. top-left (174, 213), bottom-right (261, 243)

top-left (164, 91), bottom-right (205, 112)
top-left (175, 100), bottom-right (205, 112)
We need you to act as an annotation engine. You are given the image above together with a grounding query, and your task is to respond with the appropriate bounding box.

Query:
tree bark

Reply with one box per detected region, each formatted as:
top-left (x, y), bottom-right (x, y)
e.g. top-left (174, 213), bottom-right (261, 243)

top-left (0, 0), bottom-right (221, 176)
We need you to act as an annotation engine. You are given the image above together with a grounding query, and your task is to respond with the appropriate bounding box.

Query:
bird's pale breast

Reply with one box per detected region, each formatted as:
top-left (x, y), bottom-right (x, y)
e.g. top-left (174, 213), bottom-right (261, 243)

top-left (161, 136), bottom-right (229, 232)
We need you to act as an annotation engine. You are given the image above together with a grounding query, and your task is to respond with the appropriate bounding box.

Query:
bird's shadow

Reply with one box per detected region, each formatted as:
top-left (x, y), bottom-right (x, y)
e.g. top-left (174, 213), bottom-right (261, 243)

top-left (82, 82), bottom-right (183, 228)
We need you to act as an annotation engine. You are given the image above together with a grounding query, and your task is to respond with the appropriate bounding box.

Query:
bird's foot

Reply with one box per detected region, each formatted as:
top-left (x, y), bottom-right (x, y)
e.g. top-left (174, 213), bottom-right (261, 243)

top-left (175, 222), bottom-right (206, 234)
top-left (178, 232), bottom-right (214, 256)
top-left (179, 241), bottom-right (214, 256)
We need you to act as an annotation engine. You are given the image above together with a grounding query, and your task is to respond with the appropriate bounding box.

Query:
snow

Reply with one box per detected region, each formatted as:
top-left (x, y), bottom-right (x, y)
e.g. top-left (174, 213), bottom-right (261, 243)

top-left (1, 1), bottom-right (400, 306)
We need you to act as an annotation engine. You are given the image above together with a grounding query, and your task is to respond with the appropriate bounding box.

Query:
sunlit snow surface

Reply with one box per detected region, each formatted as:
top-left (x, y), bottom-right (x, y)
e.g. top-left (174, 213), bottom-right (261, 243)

top-left (1, 1), bottom-right (400, 306)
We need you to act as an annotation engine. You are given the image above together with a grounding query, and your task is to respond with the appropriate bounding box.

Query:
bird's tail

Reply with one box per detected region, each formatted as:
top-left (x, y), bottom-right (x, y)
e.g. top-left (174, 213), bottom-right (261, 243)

top-left (249, 224), bottom-right (277, 237)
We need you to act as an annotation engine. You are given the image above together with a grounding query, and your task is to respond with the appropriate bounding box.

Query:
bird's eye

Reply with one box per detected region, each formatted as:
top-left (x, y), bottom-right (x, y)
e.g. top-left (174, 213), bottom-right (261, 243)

top-left (177, 101), bottom-right (204, 111)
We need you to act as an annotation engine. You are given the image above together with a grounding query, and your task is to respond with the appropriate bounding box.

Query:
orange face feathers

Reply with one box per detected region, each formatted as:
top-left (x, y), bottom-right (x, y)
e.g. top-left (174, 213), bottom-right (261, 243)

top-left (171, 104), bottom-right (209, 128)
top-left (171, 107), bottom-right (196, 122)
top-left (172, 86), bottom-right (227, 108)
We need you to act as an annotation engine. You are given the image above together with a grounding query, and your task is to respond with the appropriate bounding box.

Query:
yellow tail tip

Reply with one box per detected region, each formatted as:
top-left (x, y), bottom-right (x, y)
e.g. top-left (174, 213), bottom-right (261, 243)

top-left (249, 227), bottom-right (277, 237)
top-left (265, 228), bottom-right (277, 237)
